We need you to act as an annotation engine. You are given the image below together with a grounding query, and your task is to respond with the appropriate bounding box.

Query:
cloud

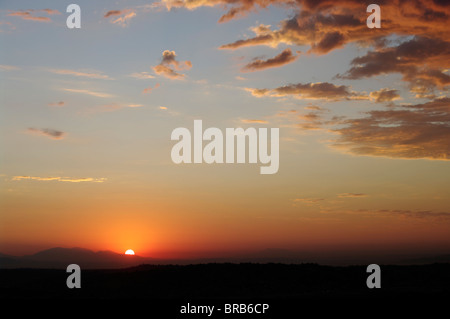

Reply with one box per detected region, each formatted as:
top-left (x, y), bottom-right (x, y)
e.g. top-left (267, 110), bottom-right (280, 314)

top-left (42, 9), bottom-right (60, 15)
top-left (359, 209), bottom-right (450, 221)
top-left (128, 72), bottom-right (155, 79)
top-left (246, 82), bottom-right (368, 101)
top-left (49, 69), bottom-right (111, 80)
top-left (331, 97), bottom-right (450, 160)
top-left (241, 119), bottom-right (269, 124)
top-left (104, 9), bottom-right (136, 26)
top-left (27, 128), bottom-right (66, 140)
top-left (8, 9), bottom-right (60, 22)
top-left (85, 103), bottom-right (144, 114)
top-left (369, 89), bottom-right (401, 103)
top-left (293, 198), bottom-right (325, 205)
top-left (48, 101), bottom-right (65, 107)
top-left (0, 64), bottom-right (20, 71)
top-left (104, 10), bottom-right (123, 18)
top-left (164, 0), bottom-right (450, 70)
top-left (142, 83), bottom-right (160, 94)
top-left (153, 65), bottom-right (185, 79)
top-left (338, 37), bottom-right (450, 96)
top-left (337, 193), bottom-right (368, 198)
top-left (304, 105), bottom-right (325, 111)
top-left (0, 21), bottom-right (16, 32)
top-left (241, 49), bottom-right (299, 72)
top-left (297, 111), bottom-right (325, 130)
top-left (152, 50), bottom-right (192, 79)
top-left (12, 176), bottom-right (106, 183)
top-left (63, 88), bottom-right (114, 98)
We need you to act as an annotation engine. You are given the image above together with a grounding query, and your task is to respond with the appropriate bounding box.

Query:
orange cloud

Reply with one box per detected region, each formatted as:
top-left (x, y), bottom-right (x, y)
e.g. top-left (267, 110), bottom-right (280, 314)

top-left (12, 176), bottom-right (106, 183)
top-left (128, 72), bottom-right (155, 79)
top-left (165, 0), bottom-right (449, 64)
top-left (142, 83), bottom-right (160, 94)
top-left (369, 89), bottom-right (401, 103)
top-left (152, 50), bottom-right (192, 79)
top-left (104, 10), bottom-right (123, 18)
top-left (63, 88), bottom-right (114, 98)
top-left (331, 97), bottom-right (450, 160)
top-left (246, 82), bottom-right (368, 101)
top-left (338, 37), bottom-right (450, 97)
top-left (241, 49), bottom-right (299, 72)
top-left (337, 193), bottom-right (368, 198)
top-left (104, 9), bottom-right (136, 26)
top-left (8, 9), bottom-right (60, 22)
top-left (241, 119), bottom-right (269, 124)
top-left (49, 69), bottom-right (111, 80)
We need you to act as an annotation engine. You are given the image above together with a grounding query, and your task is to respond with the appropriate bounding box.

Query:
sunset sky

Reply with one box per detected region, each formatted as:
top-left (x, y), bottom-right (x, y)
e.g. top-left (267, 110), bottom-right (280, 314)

top-left (1, 0), bottom-right (449, 261)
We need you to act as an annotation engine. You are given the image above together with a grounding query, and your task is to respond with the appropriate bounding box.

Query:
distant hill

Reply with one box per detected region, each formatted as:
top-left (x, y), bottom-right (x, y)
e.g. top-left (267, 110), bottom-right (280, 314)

top-left (2, 247), bottom-right (450, 269)
top-left (0, 247), bottom-right (152, 269)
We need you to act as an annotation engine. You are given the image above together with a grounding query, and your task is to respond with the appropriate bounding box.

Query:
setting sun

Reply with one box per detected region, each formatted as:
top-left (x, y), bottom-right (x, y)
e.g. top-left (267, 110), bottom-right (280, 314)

top-left (125, 249), bottom-right (135, 255)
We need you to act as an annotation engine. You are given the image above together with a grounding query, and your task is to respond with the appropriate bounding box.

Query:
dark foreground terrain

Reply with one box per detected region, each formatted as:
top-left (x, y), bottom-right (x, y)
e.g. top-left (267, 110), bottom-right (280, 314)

top-left (1, 263), bottom-right (449, 317)
top-left (1, 263), bottom-right (449, 299)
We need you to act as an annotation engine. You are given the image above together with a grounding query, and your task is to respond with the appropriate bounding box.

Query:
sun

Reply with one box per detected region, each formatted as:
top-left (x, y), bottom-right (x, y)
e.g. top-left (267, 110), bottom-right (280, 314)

top-left (125, 249), bottom-right (135, 255)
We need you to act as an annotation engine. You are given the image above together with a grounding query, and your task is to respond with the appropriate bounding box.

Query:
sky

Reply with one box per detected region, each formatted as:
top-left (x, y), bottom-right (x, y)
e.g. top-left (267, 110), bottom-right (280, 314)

top-left (0, 0), bottom-right (449, 262)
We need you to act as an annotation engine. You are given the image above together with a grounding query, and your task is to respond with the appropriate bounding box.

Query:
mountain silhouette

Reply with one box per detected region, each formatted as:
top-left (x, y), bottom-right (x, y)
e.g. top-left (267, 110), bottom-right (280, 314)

top-left (0, 247), bottom-right (152, 269)
top-left (3, 247), bottom-right (450, 269)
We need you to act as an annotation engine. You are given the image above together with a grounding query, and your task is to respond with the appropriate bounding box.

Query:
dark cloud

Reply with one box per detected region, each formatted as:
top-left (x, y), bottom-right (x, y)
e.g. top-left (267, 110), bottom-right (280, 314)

top-left (162, 0), bottom-right (448, 68)
top-left (331, 97), bottom-right (450, 160)
top-left (104, 10), bottom-right (123, 18)
top-left (246, 82), bottom-right (368, 101)
top-left (369, 89), bottom-right (401, 103)
top-left (27, 128), bottom-right (66, 140)
top-left (152, 50), bottom-right (192, 79)
top-left (338, 37), bottom-right (450, 96)
top-left (241, 49), bottom-right (299, 72)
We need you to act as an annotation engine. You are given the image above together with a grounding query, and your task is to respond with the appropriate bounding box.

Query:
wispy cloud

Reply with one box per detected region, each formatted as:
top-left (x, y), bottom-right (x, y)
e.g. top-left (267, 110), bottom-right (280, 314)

top-left (0, 64), bottom-right (20, 71)
top-left (12, 176), bottom-right (106, 183)
top-left (49, 68), bottom-right (111, 80)
top-left (293, 198), bottom-right (325, 204)
top-left (104, 9), bottom-right (136, 27)
top-left (142, 83), bottom-right (160, 94)
top-left (241, 119), bottom-right (269, 124)
top-left (27, 128), bottom-right (66, 140)
top-left (48, 101), bottom-right (65, 107)
top-left (337, 193), bottom-right (368, 198)
top-left (62, 88), bottom-right (114, 98)
top-left (128, 72), bottom-right (155, 79)
top-left (8, 9), bottom-right (60, 22)
top-left (0, 21), bottom-right (16, 32)
top-left (84, 103), bottom-right (144, 114)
